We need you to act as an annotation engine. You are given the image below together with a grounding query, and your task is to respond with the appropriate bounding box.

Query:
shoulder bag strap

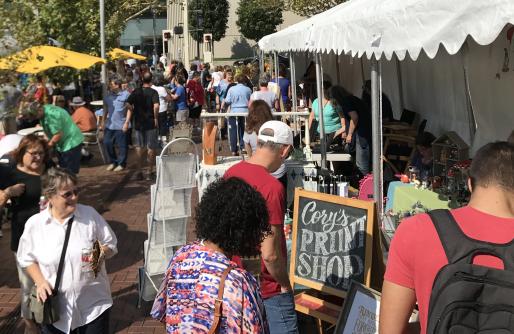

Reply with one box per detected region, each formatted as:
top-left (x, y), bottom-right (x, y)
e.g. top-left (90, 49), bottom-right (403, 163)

top-left (208, 265), bottom-right (236, 334)
top-left (53, 216), bottom-right (74, 294)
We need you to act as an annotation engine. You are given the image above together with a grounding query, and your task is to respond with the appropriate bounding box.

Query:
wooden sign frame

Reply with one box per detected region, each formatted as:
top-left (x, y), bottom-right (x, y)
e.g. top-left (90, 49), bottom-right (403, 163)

top-left (291, 188), bottom-right (375, 299)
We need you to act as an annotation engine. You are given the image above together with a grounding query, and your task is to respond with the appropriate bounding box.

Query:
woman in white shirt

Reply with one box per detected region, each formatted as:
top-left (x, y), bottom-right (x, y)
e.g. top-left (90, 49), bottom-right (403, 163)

top-left (17, 167), bottom-right (117, 334)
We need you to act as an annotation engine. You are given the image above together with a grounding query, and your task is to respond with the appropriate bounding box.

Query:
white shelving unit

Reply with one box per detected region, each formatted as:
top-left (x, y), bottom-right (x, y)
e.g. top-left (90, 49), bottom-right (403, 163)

top-left (138, 138), bottom-right (199, 306)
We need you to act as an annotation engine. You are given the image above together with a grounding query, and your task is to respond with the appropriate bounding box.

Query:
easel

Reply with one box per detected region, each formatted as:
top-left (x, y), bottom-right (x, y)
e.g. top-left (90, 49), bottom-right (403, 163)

top-left (290, 189), bottom-right (376, 333)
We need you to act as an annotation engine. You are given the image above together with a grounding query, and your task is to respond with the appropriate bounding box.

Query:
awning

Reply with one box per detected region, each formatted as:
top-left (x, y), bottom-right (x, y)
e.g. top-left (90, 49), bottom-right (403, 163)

top-left (108, 48), bottom-right (147, 61)
top-left (258, 0), bottom-right (514, 60)
top-left (0, 45), bottom-right (105, 73)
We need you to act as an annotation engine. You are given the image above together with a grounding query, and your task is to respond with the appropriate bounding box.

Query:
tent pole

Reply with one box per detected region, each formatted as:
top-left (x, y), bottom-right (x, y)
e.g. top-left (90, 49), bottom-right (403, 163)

top-left (315, 53), bottom-right (326, 168)
top-left (290, 53), bottom-right (297, 112)
top-left (269, 53), bottom-right (273, 78)
top-left (462, 43), bottom-right (477, 144)
top-left (290, 52), bottom-right (299, 137)
top-left (336, 53), bottom-right (341, 85)
top-left (259, 50), bottom-right (265, 75)
top-left (274, 51), bottom-right (278, 79)
top-left (371, 58), bottom-right (384, 219)
top-left (395, 56), bottom-right (405, 116)
top-left (360, 57), bottom-right (365, 83)
top-left (274, 52), bottom-right (280, 111)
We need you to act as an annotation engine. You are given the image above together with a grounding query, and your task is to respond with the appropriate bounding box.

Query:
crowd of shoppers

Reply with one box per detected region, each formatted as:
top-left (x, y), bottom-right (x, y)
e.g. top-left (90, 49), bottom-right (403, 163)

top-left (6, 55), bottom-right (513, 334)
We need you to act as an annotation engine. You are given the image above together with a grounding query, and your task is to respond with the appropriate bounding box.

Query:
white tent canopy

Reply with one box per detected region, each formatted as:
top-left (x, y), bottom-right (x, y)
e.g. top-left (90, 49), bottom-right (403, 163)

top-left (315, 31), bottom-right (514, 153)
top-left (259, 0), bottom-right (514, 61)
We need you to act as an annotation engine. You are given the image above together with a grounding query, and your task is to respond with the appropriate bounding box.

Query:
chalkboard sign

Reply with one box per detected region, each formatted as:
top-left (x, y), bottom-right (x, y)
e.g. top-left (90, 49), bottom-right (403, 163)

top-left (291, 189), bottom-right (375, 298)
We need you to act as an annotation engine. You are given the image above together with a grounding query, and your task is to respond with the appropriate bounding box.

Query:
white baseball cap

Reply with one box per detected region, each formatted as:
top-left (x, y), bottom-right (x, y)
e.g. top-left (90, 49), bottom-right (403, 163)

top-left (258, 121), bottom-right (293, 146)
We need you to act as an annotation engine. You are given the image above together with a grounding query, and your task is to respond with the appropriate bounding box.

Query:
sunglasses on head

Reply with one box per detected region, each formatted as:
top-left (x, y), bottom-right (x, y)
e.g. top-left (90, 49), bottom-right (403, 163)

top-left (59, 188), bottom-right (80, 199)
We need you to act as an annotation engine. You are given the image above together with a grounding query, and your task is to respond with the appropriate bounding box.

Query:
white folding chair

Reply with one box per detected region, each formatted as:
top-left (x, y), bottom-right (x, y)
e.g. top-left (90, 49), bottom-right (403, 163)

top-left (82, 129), bottom-right (106, 164)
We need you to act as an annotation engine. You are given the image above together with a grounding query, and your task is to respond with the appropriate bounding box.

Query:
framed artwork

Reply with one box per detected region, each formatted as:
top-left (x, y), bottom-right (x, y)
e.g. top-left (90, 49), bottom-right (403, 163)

top-left (334, 281), bottom-right (381, 334)
top-left (334, 281), bottom-right (419, 333)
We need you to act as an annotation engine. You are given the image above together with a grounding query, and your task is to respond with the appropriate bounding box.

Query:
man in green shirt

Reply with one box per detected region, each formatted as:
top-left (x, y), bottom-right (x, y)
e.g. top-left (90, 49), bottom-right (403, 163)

top-left (26, 102), bottom-right (84, 174)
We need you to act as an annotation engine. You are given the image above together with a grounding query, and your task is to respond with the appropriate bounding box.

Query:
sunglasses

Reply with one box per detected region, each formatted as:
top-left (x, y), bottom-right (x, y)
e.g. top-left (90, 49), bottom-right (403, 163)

top-left (59, 188), bottom-right (80, 199)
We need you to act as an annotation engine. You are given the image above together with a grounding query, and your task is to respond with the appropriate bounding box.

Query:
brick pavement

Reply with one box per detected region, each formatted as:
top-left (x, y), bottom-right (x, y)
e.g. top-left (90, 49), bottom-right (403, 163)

top-left (0, 148), bottom-right (191, 333)
top-left (0, 140), bottom-right (317, 334)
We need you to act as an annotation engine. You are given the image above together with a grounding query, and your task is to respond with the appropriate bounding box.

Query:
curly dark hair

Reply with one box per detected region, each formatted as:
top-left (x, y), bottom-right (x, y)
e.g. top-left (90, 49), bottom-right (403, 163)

top-left (245, 100), bottom-right (273, 134)
top-left (195, 177), bottom-right (271, 257)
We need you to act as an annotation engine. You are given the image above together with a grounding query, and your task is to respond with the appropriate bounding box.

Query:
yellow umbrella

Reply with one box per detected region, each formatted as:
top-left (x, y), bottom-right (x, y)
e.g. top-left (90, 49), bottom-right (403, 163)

top-left (0, 45), bottom-right (105, 74)
top-left (108, 48), bottom-right (147, 61)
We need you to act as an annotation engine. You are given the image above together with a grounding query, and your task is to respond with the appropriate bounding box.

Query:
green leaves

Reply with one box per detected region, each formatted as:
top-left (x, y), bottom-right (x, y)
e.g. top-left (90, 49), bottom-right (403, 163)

top-left (188, 0), bottom-right (230, 42)
top-left (236, 0), bottom-right (284, 42)
top-left (286, 0), bottom-right (346, 17)
top-left (0, 0), bottom-right (162, 55)
top-left (0, 0), bottom-right (165, 84)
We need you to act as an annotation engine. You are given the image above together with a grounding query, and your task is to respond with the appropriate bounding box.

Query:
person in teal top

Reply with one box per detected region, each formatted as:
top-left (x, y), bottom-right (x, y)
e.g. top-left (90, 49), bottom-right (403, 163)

top-left (25, 102), bottom-right (84, 174)
top-left (309, 82), bottom-right (344, 149)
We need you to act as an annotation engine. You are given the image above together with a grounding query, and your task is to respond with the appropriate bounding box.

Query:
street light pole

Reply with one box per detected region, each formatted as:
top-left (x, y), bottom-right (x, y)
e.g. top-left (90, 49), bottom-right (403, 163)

top-left (183, 0), bottom-right (190, 67)
top-left (196, 0), bottom-right (200, 59)
top-left (152, 5), bottom-right (158, 65)
top-left (99, 0), bottom-right (107, 108)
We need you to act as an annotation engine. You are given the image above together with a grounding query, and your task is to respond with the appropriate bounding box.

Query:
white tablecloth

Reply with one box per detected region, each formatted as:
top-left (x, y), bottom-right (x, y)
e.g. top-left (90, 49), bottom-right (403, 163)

top-left (196, 157), bottom-right (317, 207)
top-left (196, 156), bottom-right (243, 199)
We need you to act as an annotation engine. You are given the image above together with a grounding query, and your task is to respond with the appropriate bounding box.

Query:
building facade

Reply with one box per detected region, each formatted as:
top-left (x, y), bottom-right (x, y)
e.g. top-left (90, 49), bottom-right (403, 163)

top-left (166, 0), bottom-right (304, 65)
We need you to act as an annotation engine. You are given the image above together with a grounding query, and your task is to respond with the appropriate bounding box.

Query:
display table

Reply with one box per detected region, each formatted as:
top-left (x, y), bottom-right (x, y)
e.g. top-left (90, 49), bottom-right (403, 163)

top-left (283, 160), bottom-right (317, 207)
top-left (385, 181), bottom-right (451, 213)
top-left (196, 157), bottom-right (318, 207)
top-left (311, 152), bottom-right (352, 164)
top-left (196, 156), bottom-right (243, 199)
top-left (383, 123), bottom-right (415, 133)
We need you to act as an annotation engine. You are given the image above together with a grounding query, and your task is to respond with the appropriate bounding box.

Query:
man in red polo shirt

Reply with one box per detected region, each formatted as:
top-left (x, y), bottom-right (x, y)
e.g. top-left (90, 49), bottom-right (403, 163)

top-left (224, 120), bottom-right (298, 334)
top-left (380, 141), bottom-right (514, 333)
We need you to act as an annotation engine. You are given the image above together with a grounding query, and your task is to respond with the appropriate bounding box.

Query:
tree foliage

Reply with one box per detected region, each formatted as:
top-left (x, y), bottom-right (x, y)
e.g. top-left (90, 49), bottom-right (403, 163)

top-left (236, 0), bottom-right (284, 42)
top-left (0, 0), bottom-right (165, 56)
top-left (286, 0), bottom-right (346, 17)
top-left (188, 0), bottom-right (229, 42)
top-left (0, 0), bottom-right (165, 85)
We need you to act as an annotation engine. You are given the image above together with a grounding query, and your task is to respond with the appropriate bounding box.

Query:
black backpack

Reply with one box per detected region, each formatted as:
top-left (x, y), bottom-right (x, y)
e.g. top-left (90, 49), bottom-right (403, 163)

top-left (427, 209), bottom-right (514, 333)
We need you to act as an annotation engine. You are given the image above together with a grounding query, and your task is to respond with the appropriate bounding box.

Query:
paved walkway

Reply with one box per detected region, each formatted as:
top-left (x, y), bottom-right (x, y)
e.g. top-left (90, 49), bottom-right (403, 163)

top-left (0, 141), bottom-right (321, 334)
top-left (0, 148), bottom-right (196, 333)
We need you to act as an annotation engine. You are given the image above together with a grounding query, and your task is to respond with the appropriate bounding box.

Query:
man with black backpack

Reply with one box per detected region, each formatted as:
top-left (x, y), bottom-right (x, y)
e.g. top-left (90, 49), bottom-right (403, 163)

top-left (380, 141), bottom-right (514, 334)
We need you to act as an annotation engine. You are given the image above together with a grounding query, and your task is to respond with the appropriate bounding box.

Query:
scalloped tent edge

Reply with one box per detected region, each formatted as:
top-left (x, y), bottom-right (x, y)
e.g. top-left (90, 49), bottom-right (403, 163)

top-left (258, 0), bottom-right (514, 61)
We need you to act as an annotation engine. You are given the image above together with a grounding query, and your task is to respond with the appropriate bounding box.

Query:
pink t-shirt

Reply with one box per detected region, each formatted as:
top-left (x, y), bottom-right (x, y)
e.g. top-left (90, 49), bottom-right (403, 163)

top-left (385, 206), bottom-right (514, 333)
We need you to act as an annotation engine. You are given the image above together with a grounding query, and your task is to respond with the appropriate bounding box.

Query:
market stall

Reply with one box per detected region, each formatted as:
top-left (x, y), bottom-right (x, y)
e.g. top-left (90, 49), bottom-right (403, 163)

top-left (258, 0), bottom-right (514, 331)
top-left (260, 0), bottom-right (514, 216)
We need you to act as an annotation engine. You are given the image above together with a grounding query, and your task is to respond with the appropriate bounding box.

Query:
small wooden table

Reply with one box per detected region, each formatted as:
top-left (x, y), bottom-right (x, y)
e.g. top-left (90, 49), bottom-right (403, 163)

top-left (383, 123), bottom-right (415, 134)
